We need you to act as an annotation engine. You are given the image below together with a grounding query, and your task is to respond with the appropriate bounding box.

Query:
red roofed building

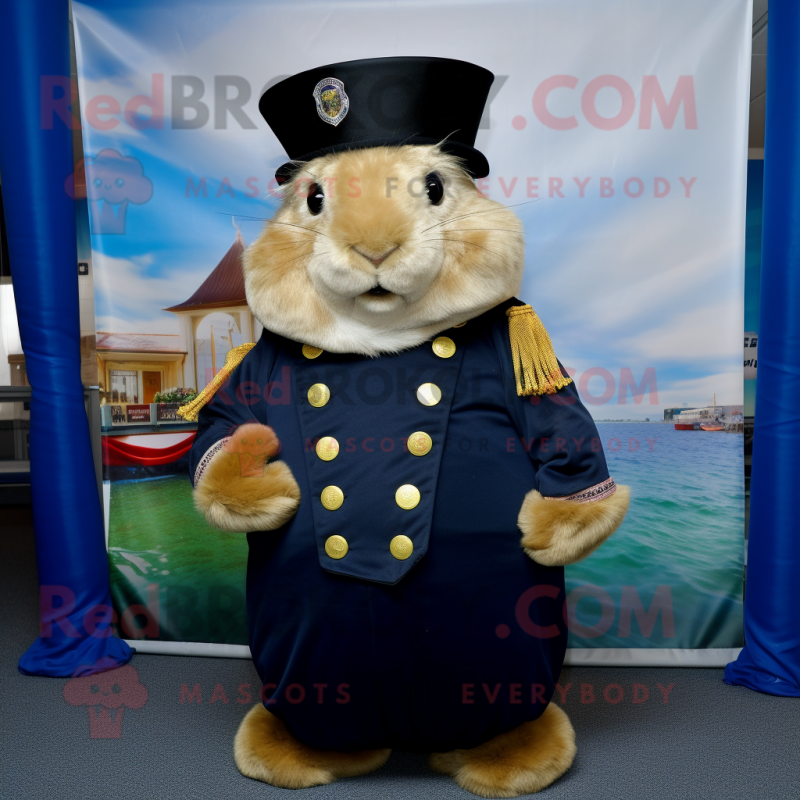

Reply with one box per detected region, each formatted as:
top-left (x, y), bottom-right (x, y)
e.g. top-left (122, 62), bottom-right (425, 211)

top-left (94, 231), bottom-right (259, 405)
top-left (165, 229), bottom-right (248, 314)
top-left (164, 230), bottom-right (260, 391)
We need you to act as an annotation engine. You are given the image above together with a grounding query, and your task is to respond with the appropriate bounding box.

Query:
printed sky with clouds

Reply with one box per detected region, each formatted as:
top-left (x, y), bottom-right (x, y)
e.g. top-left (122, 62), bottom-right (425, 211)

top-left (73, 0), bottom-right (750, 421)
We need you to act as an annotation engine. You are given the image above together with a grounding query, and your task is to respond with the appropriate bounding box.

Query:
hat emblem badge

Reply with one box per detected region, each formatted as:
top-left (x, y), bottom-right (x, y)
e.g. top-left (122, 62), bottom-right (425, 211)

top-left (313, 78), bottom-right (349, 126)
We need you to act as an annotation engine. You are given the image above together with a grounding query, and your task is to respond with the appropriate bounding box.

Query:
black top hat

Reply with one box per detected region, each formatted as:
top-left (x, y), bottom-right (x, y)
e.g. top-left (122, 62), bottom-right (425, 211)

top-left (260, 56), bottom-right (494, 183)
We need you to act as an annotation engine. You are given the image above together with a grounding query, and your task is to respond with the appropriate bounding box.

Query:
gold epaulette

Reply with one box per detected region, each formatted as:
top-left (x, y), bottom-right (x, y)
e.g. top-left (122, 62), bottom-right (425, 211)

top-left (177, 342), bottom-right (257, 422)
top-left (506, 305), bottom-right (572, 396)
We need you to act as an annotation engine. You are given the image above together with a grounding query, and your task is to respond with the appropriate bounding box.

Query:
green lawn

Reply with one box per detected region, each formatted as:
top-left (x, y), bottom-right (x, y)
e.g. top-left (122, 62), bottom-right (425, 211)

top-left (107, 475), bottom-right (249, 644)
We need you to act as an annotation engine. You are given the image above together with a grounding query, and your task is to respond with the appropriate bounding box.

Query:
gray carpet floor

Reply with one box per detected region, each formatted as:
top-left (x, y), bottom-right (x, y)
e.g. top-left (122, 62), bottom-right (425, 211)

top-left (2, 504), bottom-right (798, 800)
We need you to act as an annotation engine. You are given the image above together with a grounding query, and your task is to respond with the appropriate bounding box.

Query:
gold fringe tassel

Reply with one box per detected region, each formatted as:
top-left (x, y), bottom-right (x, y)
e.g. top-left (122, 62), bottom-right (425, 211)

top-left (176, 342), bottom-right (257, 422)
top-left (506, 305), bottom-right (572, 396)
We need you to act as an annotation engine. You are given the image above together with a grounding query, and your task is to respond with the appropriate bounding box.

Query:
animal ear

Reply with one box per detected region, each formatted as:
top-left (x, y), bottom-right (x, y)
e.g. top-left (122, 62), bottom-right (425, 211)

top-left (275, 161), bottom-right (303, 186)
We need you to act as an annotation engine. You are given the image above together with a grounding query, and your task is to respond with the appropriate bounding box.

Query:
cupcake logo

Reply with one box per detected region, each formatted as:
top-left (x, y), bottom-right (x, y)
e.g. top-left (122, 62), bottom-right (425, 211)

top-left (223, 424), bottom-right (281, 477)
top-left (63, 663), bottom-right (148, 739)
top-left (65, 149), bottom-right (153, 234)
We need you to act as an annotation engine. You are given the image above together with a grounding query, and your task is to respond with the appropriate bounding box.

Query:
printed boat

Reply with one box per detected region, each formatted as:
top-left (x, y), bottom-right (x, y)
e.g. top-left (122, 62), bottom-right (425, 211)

top-left (673, 395), bottom-right (742, 431)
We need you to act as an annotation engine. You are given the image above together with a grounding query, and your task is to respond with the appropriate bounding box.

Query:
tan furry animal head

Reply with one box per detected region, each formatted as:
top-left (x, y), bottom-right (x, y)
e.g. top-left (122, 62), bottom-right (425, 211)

top-left (243, 145), bottom-right (524, 356)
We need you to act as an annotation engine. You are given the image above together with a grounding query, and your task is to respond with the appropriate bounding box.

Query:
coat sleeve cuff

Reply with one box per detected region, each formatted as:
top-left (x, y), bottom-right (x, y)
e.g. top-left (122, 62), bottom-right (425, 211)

top-left (546, 477), bottom-right (616, 503)
top-left (193, 437), bottom-right (231, 487)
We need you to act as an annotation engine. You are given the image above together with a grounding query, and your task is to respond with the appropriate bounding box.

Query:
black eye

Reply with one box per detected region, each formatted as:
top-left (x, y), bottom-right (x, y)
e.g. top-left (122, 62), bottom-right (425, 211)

top-left (425, 173), bottom-right (444, 205)
top-left (306, 182), bottom-right (324, 215)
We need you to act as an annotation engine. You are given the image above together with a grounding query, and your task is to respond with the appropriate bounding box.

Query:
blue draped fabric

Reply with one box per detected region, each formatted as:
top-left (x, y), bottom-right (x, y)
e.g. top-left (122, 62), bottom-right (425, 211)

top-left (725, 0), bottom-right (800, 696)
top-left (0, 0), bottom-right (133, 676)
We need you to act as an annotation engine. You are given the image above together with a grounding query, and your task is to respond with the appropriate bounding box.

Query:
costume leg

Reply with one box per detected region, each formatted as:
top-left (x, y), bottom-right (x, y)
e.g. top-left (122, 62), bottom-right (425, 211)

top-left (234, 704), bottom-right (391, 789)
top-left (429, 702), bottom-right (576, 798)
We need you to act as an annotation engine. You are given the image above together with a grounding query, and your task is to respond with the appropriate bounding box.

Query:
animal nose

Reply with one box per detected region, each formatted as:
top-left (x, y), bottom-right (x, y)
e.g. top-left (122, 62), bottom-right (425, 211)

top-left (353, 245), bottom-right (398, 267)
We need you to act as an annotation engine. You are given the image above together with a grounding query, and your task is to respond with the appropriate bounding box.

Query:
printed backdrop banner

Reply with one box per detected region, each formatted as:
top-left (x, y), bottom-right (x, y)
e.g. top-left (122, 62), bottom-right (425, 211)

top-left (71, 0), bottom-right (750, 664)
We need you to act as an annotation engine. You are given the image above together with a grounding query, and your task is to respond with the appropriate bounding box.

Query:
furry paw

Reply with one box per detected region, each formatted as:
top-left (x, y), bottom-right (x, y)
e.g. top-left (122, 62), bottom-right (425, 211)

top-left (518, 485), bottom-right (630, 566)
top-left (234, 704), bottom-right (390, 788)
top-left (194, 424), bottom-right (301, 532)
top-left (429, 703), bottom-right (576, 798)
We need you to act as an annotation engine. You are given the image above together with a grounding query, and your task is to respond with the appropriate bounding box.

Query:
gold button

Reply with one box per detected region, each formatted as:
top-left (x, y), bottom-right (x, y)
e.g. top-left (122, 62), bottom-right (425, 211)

top-left (321, 485), bottom-right (344, 510)
top-left (395, 484), bottom-right (421, 510)
top-left (432, 336), bottom-right (456, 358)
top-left (302, 344), bottom-right (323, 359)
top-left (325, 535), bottom-right (348, 559)
top-left (407, 431), bottom-right (432, 456)
top-left (308, 383), bottom-right (330, 407)
top-left (416, 383), bottom-right (442, 406)
top-left (316, 436), bottom-right (339, 461)
top-left (390, 535), bottom-right (413, 560)
top-left (453, 321), bottom-right (466, 328)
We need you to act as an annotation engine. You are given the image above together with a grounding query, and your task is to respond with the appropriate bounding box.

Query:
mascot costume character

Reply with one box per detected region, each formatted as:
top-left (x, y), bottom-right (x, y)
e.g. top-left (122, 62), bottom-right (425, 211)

top-left (180, 57), bottom-right (630, 798)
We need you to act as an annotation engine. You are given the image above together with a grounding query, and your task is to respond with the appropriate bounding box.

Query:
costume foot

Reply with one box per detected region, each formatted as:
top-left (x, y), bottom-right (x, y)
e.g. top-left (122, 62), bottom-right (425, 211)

top-left (429, 703), bottom-right (576, 798)
top-left (234, 704), bottom-right (390, 789)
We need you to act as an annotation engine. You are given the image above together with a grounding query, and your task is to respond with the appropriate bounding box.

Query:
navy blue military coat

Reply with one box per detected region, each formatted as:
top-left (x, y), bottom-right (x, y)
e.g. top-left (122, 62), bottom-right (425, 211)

top-left (189, 298), bottom-right (611, 752)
